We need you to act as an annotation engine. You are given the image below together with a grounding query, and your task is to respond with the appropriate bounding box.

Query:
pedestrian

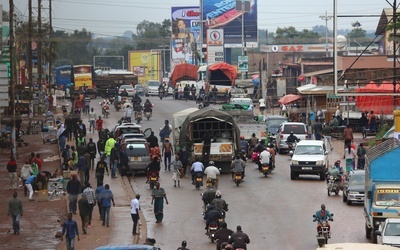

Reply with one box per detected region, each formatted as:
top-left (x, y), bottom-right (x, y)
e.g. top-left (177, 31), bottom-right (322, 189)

top-left (110, 142), bottom-right (120, 178)
top-left (105, 136), bottom-right (116, 169)
top-left (171, 155), bottom-right (183, 187)
top-left (78, 195), bottom-right (90, 234)
top-left (95, 181), bottom-right (105, 221)
top-left (66, 174), bottom-right (81, 214)
top-left (212, 85), bottom-right (218, 103)
top-left (322, 123), bottom-right (333, 151)
top-left (32, 153), bottom-right (43, 172)
top-left (57, 123), bottom-right (67, 152)
top-left (151, 182), bottom-right (169, 223)
top-left (61, 213), bottom-right (80, 250)
top-left (184, 85), bottom-right (190, 102)
top-left (62, 145), bottom-right (71, 169)
top-left (21, 161), bottom-right (33, 196)
top-left (162, 138), bottom-right (173, 171)
top-left (343, 125), bottom-right (354, 148)
top-left (191, 84), bottom-right (196, 101)
top-left (131, 194), bottom-right (141, 235)
top-left (44, 94), bottom-right (50, 112)
top-left (177, 146), bottom-right (190, 176)
top-left (95, 156), bottom-right (109, 187)
top-left (7, 156), bottom-right (18, 190)
top-left (88, 107), bottom-right (97, 133)
top-left (97, 136), bottom-right (106, 158)
top-left (344, 143), bottom-right (356, 173)
top-left (359, 112), bottom-right (368, 139)
top-left (202, 130), bottom-right (213, 163)
top-left (177, 240), bottom-right (190, 250)
top-left (86, 138), bottom-right (97, 170)
top-left (313, 120), bottom-right (323, 140)
top-left (96, 116), bottom-right (104, 137)
top-left (258, 98), bottom-right (266, 115)
top-left (147, 131), bottom-right (159, 149)
top-left (368, 110), bottom-right (377, 133)
top-left (82, 183), bottom-right (96, 227)
top-left (77, 155), bottom-right (88, 188)
top-left (25, 175), bottom-right (36, 201)
top-left (8, 191), bottom-right (23, 235)
top-left (357, 143), bottom-right (367, 170)
top-left (228, 225), bottom-right (250, 250)
top-left (100, 184), bottom-right (115, 227)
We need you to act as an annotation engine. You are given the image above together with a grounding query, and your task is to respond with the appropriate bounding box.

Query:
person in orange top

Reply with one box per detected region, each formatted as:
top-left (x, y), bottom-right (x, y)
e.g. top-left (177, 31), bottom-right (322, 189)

top-left (368, 110), bottom-right (377, 133)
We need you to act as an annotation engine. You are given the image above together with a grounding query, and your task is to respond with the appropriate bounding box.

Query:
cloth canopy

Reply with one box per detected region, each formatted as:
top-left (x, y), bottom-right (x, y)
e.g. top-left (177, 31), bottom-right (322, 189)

top-left (356, 81), bottom-right (400, 114)
top-left (170, 63), bottom-right (198, 87)
top-left (278, 94), bottom-right (302, 105)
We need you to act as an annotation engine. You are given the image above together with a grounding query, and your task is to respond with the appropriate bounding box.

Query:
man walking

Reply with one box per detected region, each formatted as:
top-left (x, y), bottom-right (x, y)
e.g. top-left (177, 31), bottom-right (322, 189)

top-left (322, 123), bottom-right (333, 151)
top-left (110, 143), bottom-right (120, 178)
top-left (162, 138), bottom-right (173, 171)
top-left (78, 195), bottom-right (90, 234)
top-left (8, 191), bottom-right (23, 235)
top-left (343, 125), bottom-right (354, 148)
top-left (82, 183), bottom-right (96, 227)
top-left (131, 194), bottom-right (141, 235)
top-left (66, 174), bottom-right (81, 214)
top-left (95, 156), bottom-right (109, 187)
top-left (313, 120), bottom-right (323, 140)
top-left (95, 181), bottom-right (105, 221)
top-left (100, 184), bottom-right (115, 227)
top-left (7, 156), bottom-right (18, 190)
top-left (88, 107), bottom-right (97, 133)
top-left (61, 213), bottom-right (80, 250)
top-left (86, 138), bottom-right (97, 170)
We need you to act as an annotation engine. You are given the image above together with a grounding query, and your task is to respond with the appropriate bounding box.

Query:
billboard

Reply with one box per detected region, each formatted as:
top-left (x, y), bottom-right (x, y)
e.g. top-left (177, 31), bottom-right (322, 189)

top-left (202, 0), bottom-right (258, 47)
top-left (171, 6), bottom-right (200, 67)
top-left (128, 50), bottom-right (161, 85)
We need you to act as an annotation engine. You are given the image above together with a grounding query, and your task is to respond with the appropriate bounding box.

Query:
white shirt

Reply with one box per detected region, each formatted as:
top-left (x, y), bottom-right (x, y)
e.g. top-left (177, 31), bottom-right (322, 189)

top-left (259, 150), bottom-right (271, 164)
top-left (259, 99), bottom-right (266, 108)
top-left (124, 107), bottom-right (133, 118)
top-left (131, 198), bottom-right (140, 214)
top-left (204, 166), bottom-right (220, 179)
top-left (191, 161), bottom-right (204, 172)
top-left (335, 109), bottom-right (341, 117)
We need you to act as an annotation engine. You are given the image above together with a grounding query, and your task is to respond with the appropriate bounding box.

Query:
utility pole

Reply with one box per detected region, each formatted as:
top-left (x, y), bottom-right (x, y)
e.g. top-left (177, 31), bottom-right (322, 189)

top-left (48, 0), bottom-right (52, 87)
top-left (9, 0), bottom-right (17, 158)
top-left (393, 0), bottom-right (398, 107)
top-left (319, 11), bottom-right (333, 57)
top-left (38, 0), bottom-right (43, 89)
top-left (28, 0), bottom-right (33, 89)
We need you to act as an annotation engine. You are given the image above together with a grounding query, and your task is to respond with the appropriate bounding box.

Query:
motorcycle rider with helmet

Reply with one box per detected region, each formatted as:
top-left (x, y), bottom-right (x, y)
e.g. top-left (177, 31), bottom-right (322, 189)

top-left (204, 161), bottom-right (220, 188)
top-left (228, 225), bottom-right (250, 250)
top-left (286, 131), bottom-right (300, 144)
top-left (211, 191), bottom-right (228, 218)
top-left (314, 204), bottom-right (333, 233)
top-left (201, 186), bottom-right (217, 214)
top-left (258, 147), bottom-right (271, 173)
top-left (143, 99), bottom-right (153, 113)
top-left (214, 222), bottom-right (234, 250)
top-left (230, 155), bottom-right (245, 180)
top-left (133, 101), bottom-right (143, 120)
top-left (204, 202), bottom-right (223, 235)
top-left (239, 136), bottom-right (249, 154)
top-left (327, 160), bottom-right (344, 185)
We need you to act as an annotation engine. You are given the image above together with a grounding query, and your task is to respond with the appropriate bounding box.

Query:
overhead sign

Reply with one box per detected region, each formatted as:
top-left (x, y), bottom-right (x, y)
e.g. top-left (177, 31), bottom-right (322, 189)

top-left (207, 29), bottom-right (224, 64)
top-left (238, 56), bottom-right (248, 72)
top-left (261, 44), bottom-right (342, 53)
top-left (202, 0), bottom-right (258, 47)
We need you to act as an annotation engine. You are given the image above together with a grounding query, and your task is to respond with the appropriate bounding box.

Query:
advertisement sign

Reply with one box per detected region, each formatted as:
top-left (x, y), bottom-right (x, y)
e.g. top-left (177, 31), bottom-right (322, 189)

top-left (207, 29), bottom-right (224, 64)
top-left (238, 55), bottom-right (248, 72)
top-left (171, 6), bottom-right (200, 67)
top-left (128, 50), bottom-right (161, 85)
top-left (202, 0), bottom-right (258, 47)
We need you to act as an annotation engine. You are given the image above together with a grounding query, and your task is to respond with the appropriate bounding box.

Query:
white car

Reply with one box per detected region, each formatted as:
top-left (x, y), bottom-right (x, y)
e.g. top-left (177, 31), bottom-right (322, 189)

top-left (275, 122), bottom-right (308, 154)
top-left (290, 140), bottom-right (329, 181)
top-left (118, 85), bottom-right (135, 97)
top-left (145, 80), bottom-right (161, 96)
top-left (376, 218), bottom-right (400, 247)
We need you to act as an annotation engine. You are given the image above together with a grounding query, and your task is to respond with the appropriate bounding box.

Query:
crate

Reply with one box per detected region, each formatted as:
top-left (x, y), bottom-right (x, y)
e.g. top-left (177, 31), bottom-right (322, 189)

top-left (63, 170), bottom-right (71, 179)
top-left (37, 190), bottom-right (48, 202)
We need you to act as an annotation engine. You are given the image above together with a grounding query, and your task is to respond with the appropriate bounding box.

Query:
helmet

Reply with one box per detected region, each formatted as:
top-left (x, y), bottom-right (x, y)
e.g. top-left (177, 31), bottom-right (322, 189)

top-left (268, 143), bottom-right (274, 148)
top-left (215, 191), bottom-right (222, 198)
top-left (240, 136), bottom-right (244, 139)
top-left (208, 161), bottom-right (215, 166)
top-left (290, 131), bottom-right (294, 134)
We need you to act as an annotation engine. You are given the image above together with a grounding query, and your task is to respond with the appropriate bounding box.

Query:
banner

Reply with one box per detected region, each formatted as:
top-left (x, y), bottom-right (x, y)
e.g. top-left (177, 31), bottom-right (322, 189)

top-left (171, 6), bottom-right (200, 67)
top-left (128, 50), bottom-right (161, 85)
top-left (202, 0), bottom-right (258, 47)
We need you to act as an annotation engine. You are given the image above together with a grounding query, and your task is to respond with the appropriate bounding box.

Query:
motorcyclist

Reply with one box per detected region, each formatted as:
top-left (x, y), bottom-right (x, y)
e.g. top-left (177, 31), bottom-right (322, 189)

top-left (201, 186), bottom-right (217, 213)
top-left (314, 204), bottom-right (333, 233)
top-left (252, 139), bottom-right (265, 154)
top-left (203, 203), bottom-right (223, 235)
top-left (158, 83), bottom-right (165, 96)
top-left (204, 161), bottom-right (220, 188)
top-left (268, 143), bottom-right (276, 170)
top-left (143, 99), bottom-right (153, 113)
top-left (123, 104), bottom-right (133, 122)
top-left (327, 160), bottom-right (344, 184)
top-left (190, 157), bottom-right (204, 185)
top-left (211, 191), bottom-right (229, 217)
top-left (146, 155), bottom-right (161, 183)
top-left (258, 147), bottom-right (270, 173)
top-left (120, 88), bottom-right (129, 97)
top-left (286, 131), bottom-right (300, 144)
top-left (228, 225), bottom-right (250, 250)
top-left (239, 136), bottom-right (249, 154)
top-left (230, 155), bottom-right (245, 180)
top-left (131, 93), bottom-right (142, 105)
top-left (133, 101), bottom-right (143, 120)
top-left (214, 222), bottom-right (234, 250)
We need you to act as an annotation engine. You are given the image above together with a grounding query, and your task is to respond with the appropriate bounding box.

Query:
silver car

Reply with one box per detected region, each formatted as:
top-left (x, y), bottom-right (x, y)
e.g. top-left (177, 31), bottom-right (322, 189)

top-left (144, 80), bottom-right (161, 96)
top-left (123, 139), bottom-right (150, 174)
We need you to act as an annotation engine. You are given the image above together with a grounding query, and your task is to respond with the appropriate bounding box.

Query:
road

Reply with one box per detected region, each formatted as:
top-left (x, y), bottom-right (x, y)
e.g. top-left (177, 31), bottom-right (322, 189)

top-left (102, 95), bottom-right (368, 250)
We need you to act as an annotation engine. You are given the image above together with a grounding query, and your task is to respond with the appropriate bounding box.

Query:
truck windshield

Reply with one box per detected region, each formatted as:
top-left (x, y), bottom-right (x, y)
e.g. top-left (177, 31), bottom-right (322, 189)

top-left (376, 190), bottom-right (400, 206)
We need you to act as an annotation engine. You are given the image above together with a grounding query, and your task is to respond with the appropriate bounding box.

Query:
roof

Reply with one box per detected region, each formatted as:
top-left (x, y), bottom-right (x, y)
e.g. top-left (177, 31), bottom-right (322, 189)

top-left (208, 62), bottom-right (237, 81)
top-left (297, 84), bottom-right (345, 95)
top-left (303, 69), bottom-right (334, 77)
top-left (376, 8), bottom-right (393, 36)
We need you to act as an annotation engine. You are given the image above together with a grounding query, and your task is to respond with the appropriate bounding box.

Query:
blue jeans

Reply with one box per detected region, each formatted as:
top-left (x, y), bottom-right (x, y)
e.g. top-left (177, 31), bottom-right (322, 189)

top-left (59, 136), bottom-right (66, 151)
top-left (106, 155), bottom-right (110, 168)
top-left (103, 206), bottom-right (111, 226)
top-left (315, 132), bottom-right (322, 140)
top-left (66, 236), bottom-right (75, 250)
top-left (12, 214), bottom-right (21, 233)
top-left (111, 160), bottom-right (118, 177)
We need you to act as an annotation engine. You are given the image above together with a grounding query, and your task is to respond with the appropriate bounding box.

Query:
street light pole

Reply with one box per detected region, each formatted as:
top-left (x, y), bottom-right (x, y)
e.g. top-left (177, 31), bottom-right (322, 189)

top-left (319, 11), bottom-right (332, 57)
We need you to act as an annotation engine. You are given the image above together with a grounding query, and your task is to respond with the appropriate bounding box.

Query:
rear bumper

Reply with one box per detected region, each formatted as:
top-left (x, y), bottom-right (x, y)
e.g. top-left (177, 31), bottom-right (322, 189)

top-left (127, 162), bottom-right (148, 172)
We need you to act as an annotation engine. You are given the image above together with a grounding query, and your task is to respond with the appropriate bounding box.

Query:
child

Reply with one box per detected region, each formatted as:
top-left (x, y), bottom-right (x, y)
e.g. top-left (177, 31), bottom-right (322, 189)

top-left (171, 155), bottom-right (183, 187)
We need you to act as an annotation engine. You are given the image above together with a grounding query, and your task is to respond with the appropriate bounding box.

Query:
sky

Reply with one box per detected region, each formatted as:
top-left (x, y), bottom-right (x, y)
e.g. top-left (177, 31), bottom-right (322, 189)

top-left (2, 0), bottom-right (394, 38)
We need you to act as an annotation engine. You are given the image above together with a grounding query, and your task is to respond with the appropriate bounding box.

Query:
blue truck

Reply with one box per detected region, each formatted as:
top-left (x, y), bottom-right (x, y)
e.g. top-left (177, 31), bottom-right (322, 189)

top-left (364, 138), bottom-right (400, 243)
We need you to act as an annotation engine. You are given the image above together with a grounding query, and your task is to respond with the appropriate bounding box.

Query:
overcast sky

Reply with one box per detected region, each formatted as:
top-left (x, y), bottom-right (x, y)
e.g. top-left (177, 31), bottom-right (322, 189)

top-left (3, 0), bottom-right (393, 37)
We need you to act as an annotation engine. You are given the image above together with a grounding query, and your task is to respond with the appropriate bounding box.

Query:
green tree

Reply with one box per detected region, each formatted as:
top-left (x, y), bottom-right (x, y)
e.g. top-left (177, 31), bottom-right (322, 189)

top-left (134, 19), bottom-right (171, 50)
top-left (386, 14), bottom-right (400, 42)
top-left (273, 26), bottom-right (320, 44)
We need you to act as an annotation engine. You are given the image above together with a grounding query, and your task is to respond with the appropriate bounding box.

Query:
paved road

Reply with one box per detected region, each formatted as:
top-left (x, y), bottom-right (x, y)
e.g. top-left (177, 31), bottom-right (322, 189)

top-left (104, 96), bottom-right (369, 249)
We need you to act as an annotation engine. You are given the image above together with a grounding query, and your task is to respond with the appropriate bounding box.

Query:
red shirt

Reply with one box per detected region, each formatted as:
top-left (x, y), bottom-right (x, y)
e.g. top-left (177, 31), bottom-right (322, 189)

top-left (33, 157), bottom-right (43, 171)
top-left (96, 119), bottom-right (103, 130)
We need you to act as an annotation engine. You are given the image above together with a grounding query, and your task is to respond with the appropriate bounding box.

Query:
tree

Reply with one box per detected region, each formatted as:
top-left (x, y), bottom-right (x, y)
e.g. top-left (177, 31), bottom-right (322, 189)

top-left (347, 28), bottom-right (367, 40)
top-left (134, 20), bottom-right (171, 50)
top-left (273, 26), bottom-right (321, 44)
top-left (386, 14), bottom-right (400, 42)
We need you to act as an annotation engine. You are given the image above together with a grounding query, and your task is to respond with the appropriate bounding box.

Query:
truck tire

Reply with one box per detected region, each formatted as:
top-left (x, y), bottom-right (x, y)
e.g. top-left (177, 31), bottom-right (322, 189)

top-left (365, 224), bottom-right (371, 239)
top-left (347, 199), bottom-right (352, 205)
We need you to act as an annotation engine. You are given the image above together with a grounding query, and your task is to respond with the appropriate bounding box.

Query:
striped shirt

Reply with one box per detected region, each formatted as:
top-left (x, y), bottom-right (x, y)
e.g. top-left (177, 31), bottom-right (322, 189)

top-left (82, 187), bottom-right (96, 204)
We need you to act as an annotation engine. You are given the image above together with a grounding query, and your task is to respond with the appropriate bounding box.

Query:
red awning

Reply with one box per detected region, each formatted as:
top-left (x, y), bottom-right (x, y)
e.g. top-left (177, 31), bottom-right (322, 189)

top-left (356, 81), bottom-right (400, 114)
top-left (170, 63), bottom-right (199, 87)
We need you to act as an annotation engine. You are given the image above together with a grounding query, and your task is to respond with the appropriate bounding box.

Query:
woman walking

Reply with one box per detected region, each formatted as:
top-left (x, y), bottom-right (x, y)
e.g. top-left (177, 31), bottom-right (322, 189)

top-left (344, 143), bottom-right (356, 174)
top-left (151, 182), bottom-right (169, 223)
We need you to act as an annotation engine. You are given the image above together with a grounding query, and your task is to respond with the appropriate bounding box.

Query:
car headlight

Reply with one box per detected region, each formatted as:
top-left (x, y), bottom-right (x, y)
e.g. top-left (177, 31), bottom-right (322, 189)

top-left (291, 160), bottom-right (299, 165)
top-left (316, 160), bottom-right (325, 165)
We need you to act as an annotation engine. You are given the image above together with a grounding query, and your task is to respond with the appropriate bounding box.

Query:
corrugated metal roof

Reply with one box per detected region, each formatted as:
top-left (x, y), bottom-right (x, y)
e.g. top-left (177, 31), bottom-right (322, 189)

top-left (366, 138), bottom-right (400, 165)
top-left (297, 84), bottom-right (345, 95)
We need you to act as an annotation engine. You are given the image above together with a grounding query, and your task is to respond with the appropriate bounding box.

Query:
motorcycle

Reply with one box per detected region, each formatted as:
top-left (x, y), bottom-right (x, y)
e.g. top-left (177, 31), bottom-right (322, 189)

top-left (135, 111), bottom-right (142, 124)
top-left (195, 173), bottom-right (203, 190)
top-left (233, 171), bottom-right (243, 186)
top-left (159, 89), bottom-right (165, 100)
top-left (102, 106), bottom-right (110, 118)
top-left (327, 175), bottom-right (342, 196)
top-left (208, 221), bottom-right (220, 243)
top-left (144, 111), bottom-right (152, 120)
top-left (206, 177), bottom-right (218, 189)
top-left (149, 173), bottom-right (159, 189)
top-left (287, 141), bottom-right (297, 157)
top-left (261, 163), bottom-right (269, 177)
top-left (313, 214), bottom-right (334, 247)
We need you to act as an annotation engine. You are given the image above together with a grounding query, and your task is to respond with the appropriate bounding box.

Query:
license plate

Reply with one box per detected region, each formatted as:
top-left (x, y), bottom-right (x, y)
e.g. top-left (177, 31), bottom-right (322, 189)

top-left (263, 167), bottom-right (269, 171)
top-left (302, 167), bottom-right (312, 170)
top-left (133, 156), bottom-right (140, 161)
top-left (196, 178), bottom-right (202, 181)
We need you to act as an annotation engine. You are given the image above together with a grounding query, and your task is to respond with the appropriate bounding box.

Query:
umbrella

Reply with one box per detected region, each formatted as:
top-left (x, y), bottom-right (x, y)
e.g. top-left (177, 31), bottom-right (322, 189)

top-left (251, 74), bottom-right (259, 79)
top-left (278, 94), bottom-right (302, 105)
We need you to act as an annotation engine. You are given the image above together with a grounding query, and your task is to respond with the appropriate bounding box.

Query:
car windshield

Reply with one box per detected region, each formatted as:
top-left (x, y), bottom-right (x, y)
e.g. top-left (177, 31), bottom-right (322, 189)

top-left (267, 118), bottom-right (287, 127)
top-left (120, 85), bottom-right (133, 90)
top-left (384, 222), bottom-right (400, 236)
top-left (135, 85), bottom-right (143, 89)
top-left (294, 145), bottom-right (323, 155)
top-left (125, 144), bottom-right (148, 157)
top-left (376, 190), bottom-right (400, 206)
top-left (119, 127), bottom-right (141, 134)
top-left (283, 124), bottom-right (306, 134)
top-left (147, 81), bottom-right (160, 87)
top-left (349, 174), bottom-right (365, 185)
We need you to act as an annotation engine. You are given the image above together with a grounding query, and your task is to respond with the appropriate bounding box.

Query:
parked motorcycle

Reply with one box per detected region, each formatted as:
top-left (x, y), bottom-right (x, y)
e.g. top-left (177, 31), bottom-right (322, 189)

top-left (313, 214), bottom-right (334, 247)
top-left (261, 163), bottom-right (269, 177)
top-left (149, 173), bottom-right (159, 189)
top-left (327, 175), bottom-right (342, 196)
top-left (195, 173), bottom-right (203, 190)
top-left (233, 172), bottom-right (243, 186)
top-left (144, 111), bottom-right (152, 120)
top-left (135, 111), bottom-right (142, 124)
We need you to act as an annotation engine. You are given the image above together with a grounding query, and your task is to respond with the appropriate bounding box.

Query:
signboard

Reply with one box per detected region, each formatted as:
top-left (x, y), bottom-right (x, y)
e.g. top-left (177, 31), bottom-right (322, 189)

top-left (238, 55), bottom-right (248, 72)
top-left (171, 6), bottom-right (200, 67)
top-left (260, 44), bottom-right (343, 53)
top-left (202, 0), bottom-right (258, 47)
top-left (207, 29), bottom-right (224, 64)
top-left (128, 50), bottom-right (161, 85)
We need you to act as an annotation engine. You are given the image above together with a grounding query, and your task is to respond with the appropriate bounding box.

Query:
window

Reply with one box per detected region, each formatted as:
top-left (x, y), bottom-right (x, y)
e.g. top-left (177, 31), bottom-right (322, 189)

top-left (125, 144), bottom-right (148, 157)
top-left (283, 124), bottom-right (306, 134)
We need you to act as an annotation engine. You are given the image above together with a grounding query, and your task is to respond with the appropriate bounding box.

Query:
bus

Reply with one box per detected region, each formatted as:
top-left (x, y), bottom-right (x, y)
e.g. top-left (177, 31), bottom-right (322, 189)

top-left (55, 65), bottom-right (73, 90)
